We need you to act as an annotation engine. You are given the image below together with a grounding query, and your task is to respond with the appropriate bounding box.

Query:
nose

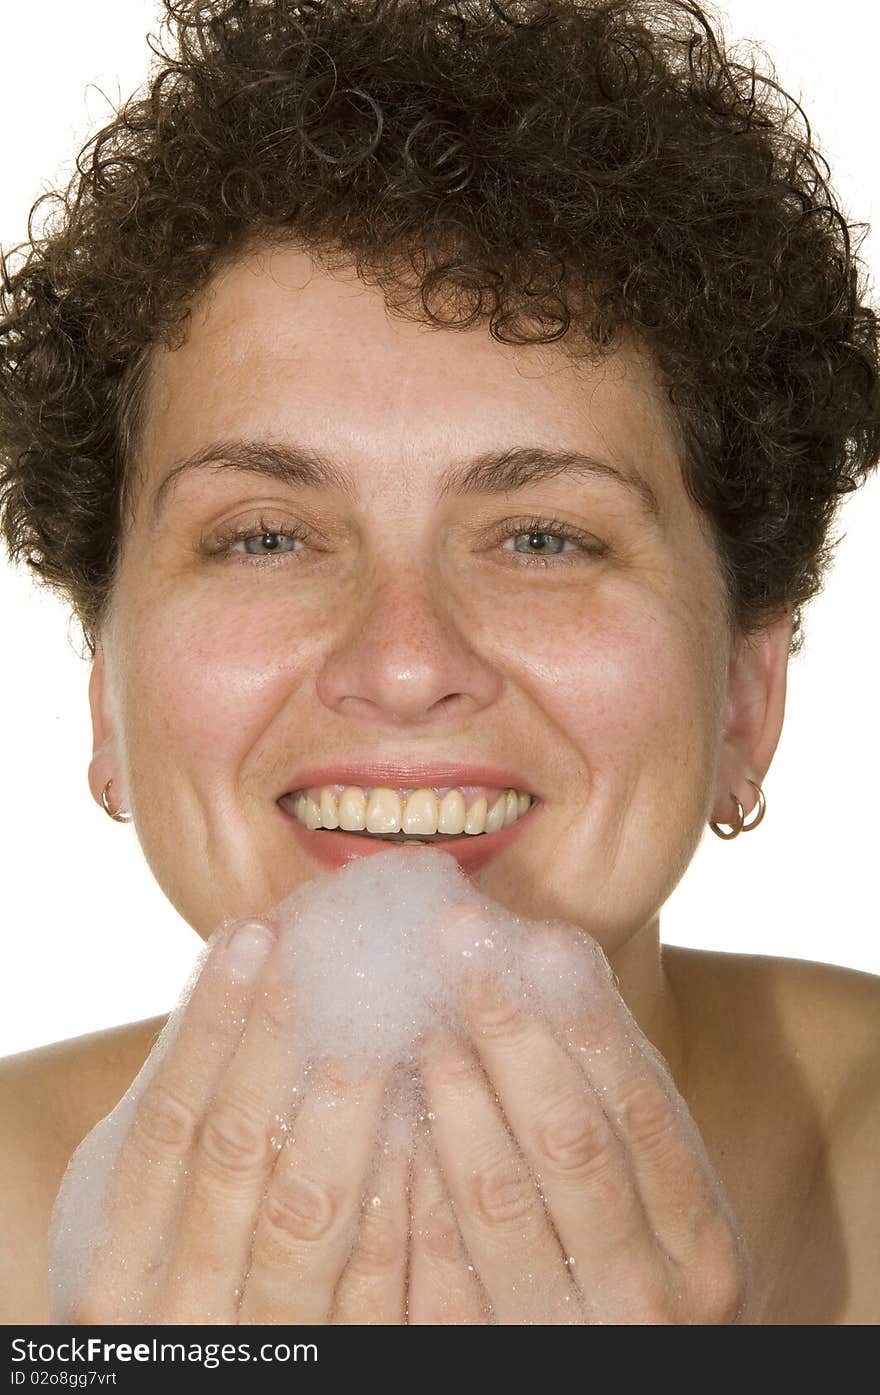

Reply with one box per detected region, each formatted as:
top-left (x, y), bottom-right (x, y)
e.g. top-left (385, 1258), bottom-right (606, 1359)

top-left (315, 567), bottom-right (502, 727)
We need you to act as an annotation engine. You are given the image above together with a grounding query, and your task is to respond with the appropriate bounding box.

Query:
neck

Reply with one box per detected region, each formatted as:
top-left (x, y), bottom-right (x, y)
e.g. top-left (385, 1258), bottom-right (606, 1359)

top-left (610, 914), bottom-right (688, 1097)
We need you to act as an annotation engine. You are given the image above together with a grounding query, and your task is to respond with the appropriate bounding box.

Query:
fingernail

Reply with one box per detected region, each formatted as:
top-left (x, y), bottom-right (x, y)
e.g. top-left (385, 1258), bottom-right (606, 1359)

top-left (223, 920), bottom-right (274, 982)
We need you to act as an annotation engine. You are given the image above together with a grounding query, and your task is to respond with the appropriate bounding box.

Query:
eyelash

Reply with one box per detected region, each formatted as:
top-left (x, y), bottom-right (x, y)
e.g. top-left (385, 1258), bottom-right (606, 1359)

top-left (207, 514), bottom-right (607, 569)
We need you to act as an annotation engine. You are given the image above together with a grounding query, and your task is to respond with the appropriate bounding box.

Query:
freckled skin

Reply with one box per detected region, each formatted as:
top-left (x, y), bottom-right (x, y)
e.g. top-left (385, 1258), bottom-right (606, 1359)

top-left (88, 243), bottom-right (779, 1039)
top-left (5, 243), bottom-right (874, 1325)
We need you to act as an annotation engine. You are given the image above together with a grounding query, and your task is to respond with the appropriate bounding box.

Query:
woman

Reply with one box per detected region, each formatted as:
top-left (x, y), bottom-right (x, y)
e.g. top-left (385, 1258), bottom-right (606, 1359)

top-left (1, 0), bottom-right (878, 1324)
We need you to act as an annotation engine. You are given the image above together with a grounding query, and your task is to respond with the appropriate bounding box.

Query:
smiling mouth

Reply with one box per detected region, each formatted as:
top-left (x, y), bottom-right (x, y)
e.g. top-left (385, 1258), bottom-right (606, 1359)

top-left (279, 790), bottom-right (541, 872)
top-left (279, 786), bottom-right (536, 841)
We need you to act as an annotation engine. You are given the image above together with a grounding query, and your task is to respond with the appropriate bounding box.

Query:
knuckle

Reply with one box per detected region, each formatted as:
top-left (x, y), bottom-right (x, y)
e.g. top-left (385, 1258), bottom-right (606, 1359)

top-left (469, 991), bottom-right (527, 1041)
top-left (553, 1119), bottom-right (638, 1224)
top-left (535, 1095), bottom-right (612, 1175)
top-left (614, 1079), bottom-right (677, 1156)
top-left (470, 1157), bottom-right (536, 1227)
top-left (416, 1201), bottom-right (461, 1262)
top-left (588, 1165), bottom-right (638, 1225)
top-left (132, 1082), bottom-right (198, 1157)
top-left (312, 1055), bottom-right (366, 1093)
top-left (200, 1095), bottom-right (268, 1175)
top-left (349, 1206), bottom-right (404, 1277)
top-left (425, 1043), bottom-right (477, 1091)
top-left (256, 981), bottom-right (294, 1040)
top-left (265, 1169), bottom-right (337, 1244)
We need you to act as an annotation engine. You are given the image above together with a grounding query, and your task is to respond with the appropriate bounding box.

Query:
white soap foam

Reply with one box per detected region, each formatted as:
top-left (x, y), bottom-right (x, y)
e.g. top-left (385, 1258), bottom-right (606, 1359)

top-left (48, 844), bottom-right (604, 1321)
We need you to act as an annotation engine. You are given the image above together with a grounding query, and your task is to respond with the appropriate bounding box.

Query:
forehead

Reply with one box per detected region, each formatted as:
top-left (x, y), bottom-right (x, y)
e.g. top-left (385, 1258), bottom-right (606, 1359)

top-left (138, 243), bottom-right (682, 500)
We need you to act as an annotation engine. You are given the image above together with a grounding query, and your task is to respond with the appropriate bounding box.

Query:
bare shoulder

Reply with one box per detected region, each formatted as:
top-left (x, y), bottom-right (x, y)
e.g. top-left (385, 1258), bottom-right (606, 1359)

top-left (664, 944), bottom-right (880, 1106)
top-left (764, 953), bottom-right (880, 1323)
top-left (0, 1015), bottom-right (167, 1139)
top-left (0, 1016), bottom-right (166, 1323)
top-left (664, 945), bottom-right (880, 1323)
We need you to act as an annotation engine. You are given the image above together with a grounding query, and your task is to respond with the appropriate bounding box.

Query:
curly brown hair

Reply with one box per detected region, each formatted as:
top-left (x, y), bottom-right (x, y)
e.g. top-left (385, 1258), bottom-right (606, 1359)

top-left (1, 0), bottom-right (878, 658)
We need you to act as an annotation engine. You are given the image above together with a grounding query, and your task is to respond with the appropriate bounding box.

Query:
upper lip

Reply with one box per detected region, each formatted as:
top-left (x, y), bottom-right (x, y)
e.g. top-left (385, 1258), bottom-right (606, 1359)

top-left (280, 763), bottom-right (536, 796)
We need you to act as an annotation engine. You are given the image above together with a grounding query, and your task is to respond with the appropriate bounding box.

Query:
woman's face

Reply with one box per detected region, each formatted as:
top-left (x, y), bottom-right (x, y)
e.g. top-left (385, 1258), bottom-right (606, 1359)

top-left (89, 243), bottom-right (768, 953)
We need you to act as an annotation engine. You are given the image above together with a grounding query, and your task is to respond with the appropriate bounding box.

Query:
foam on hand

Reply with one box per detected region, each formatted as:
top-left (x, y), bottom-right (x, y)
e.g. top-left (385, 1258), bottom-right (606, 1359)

top-left (264, 842), bottom-right (599, 1060)
top-left (48, 844), bottom-right (605, 1321)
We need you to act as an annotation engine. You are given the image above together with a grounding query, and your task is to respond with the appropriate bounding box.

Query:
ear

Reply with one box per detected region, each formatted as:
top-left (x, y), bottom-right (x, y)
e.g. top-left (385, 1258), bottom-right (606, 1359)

top-left (87, 645), bottom-right (128, 815)
top-left (711, 611), bottom-right (793, 826)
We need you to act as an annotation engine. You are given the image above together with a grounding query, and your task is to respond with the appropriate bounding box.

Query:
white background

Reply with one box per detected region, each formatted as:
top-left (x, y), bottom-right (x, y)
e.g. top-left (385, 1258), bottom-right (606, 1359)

top-left (1, 1), bottom-right (878, 1058)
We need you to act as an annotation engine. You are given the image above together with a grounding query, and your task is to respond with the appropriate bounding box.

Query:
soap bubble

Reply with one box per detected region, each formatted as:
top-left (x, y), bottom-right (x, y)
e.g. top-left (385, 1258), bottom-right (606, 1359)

top-left (49, 844), bottom-right (602, 1321)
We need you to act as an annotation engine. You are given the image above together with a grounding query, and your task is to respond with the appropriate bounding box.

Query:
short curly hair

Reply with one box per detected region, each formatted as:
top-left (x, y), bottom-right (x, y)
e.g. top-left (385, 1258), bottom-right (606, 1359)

top-left (1, 0), bottom-right (878, 657)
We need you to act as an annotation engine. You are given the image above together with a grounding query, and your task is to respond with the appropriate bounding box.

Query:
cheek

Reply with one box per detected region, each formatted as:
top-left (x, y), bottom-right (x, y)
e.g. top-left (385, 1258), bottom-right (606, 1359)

top-left (517, 582), bottom-right (720, 777)
top-left (118, 592), bottom-right (294, 791)
top-left (497, 583), bottom-right (723, 944)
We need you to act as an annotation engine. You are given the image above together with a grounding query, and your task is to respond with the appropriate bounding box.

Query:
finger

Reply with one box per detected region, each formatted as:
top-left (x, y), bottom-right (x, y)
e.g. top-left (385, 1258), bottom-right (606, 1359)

top-left (331, 1121), bottom-right (410, 1325)
top-left (528, 929), bottom-right (738, 1273)
top-left (461, 968), bottom-right (666, 1318)
top-left (408, 1121), bottom-right (490, 1325)
top-left (239, 1055), bottom-right (389, 1324)
top-left (159, 941), bottom-right (311, 1322)
top-left (522, 927), bottom-right (744, 1317)
top-left (419, 1030), bottom-right (579, 1325)
top-left (90, 919), bottom-right (276, 1305)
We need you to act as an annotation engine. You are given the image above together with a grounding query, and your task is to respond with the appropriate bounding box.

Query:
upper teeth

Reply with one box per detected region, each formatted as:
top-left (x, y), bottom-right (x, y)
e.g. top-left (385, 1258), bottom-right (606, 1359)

top-left (285, 785), bottom-right (533, 836)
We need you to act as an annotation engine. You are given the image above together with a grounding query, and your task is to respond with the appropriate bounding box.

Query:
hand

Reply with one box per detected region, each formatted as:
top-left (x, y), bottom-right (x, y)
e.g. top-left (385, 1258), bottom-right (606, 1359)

top-left (410, 920), bottom-right (749, 1325)
top-left (54, 918), bottom-right (409, 1325)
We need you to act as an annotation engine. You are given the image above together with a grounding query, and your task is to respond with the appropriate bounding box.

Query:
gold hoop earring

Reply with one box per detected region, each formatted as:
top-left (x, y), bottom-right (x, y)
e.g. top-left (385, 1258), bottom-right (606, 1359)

top-left (101, 779), bottom-right (132, 824)
top-left (741, 779), bottom-right (766, 832)
top-left (709, 779), bottom-right (765, 841)
top-left (709, 794), bottom-right (743, 840)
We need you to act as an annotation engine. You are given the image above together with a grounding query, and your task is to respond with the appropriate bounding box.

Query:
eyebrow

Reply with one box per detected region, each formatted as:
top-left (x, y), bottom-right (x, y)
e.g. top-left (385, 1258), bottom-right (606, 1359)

top-left (150, 438), bottom-right (661, 524)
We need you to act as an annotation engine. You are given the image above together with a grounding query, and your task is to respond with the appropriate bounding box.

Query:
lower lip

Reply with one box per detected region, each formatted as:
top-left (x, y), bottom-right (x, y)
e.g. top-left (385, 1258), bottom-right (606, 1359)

top-left (277, 799), bottom-right (541, 874)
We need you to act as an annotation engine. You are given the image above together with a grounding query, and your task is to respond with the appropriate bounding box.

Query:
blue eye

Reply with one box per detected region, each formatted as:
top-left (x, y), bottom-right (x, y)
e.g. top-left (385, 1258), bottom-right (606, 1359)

top-left (207, 518), bottom-right (308, 562)
top-left (240, 532), bottom-right (298, 556)
top-left (510, 530), bottom-right (571, 558)
top-left (499, 517), bottom-right (607, 566)
top-left (208, 514), bottom-right (605, 569)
